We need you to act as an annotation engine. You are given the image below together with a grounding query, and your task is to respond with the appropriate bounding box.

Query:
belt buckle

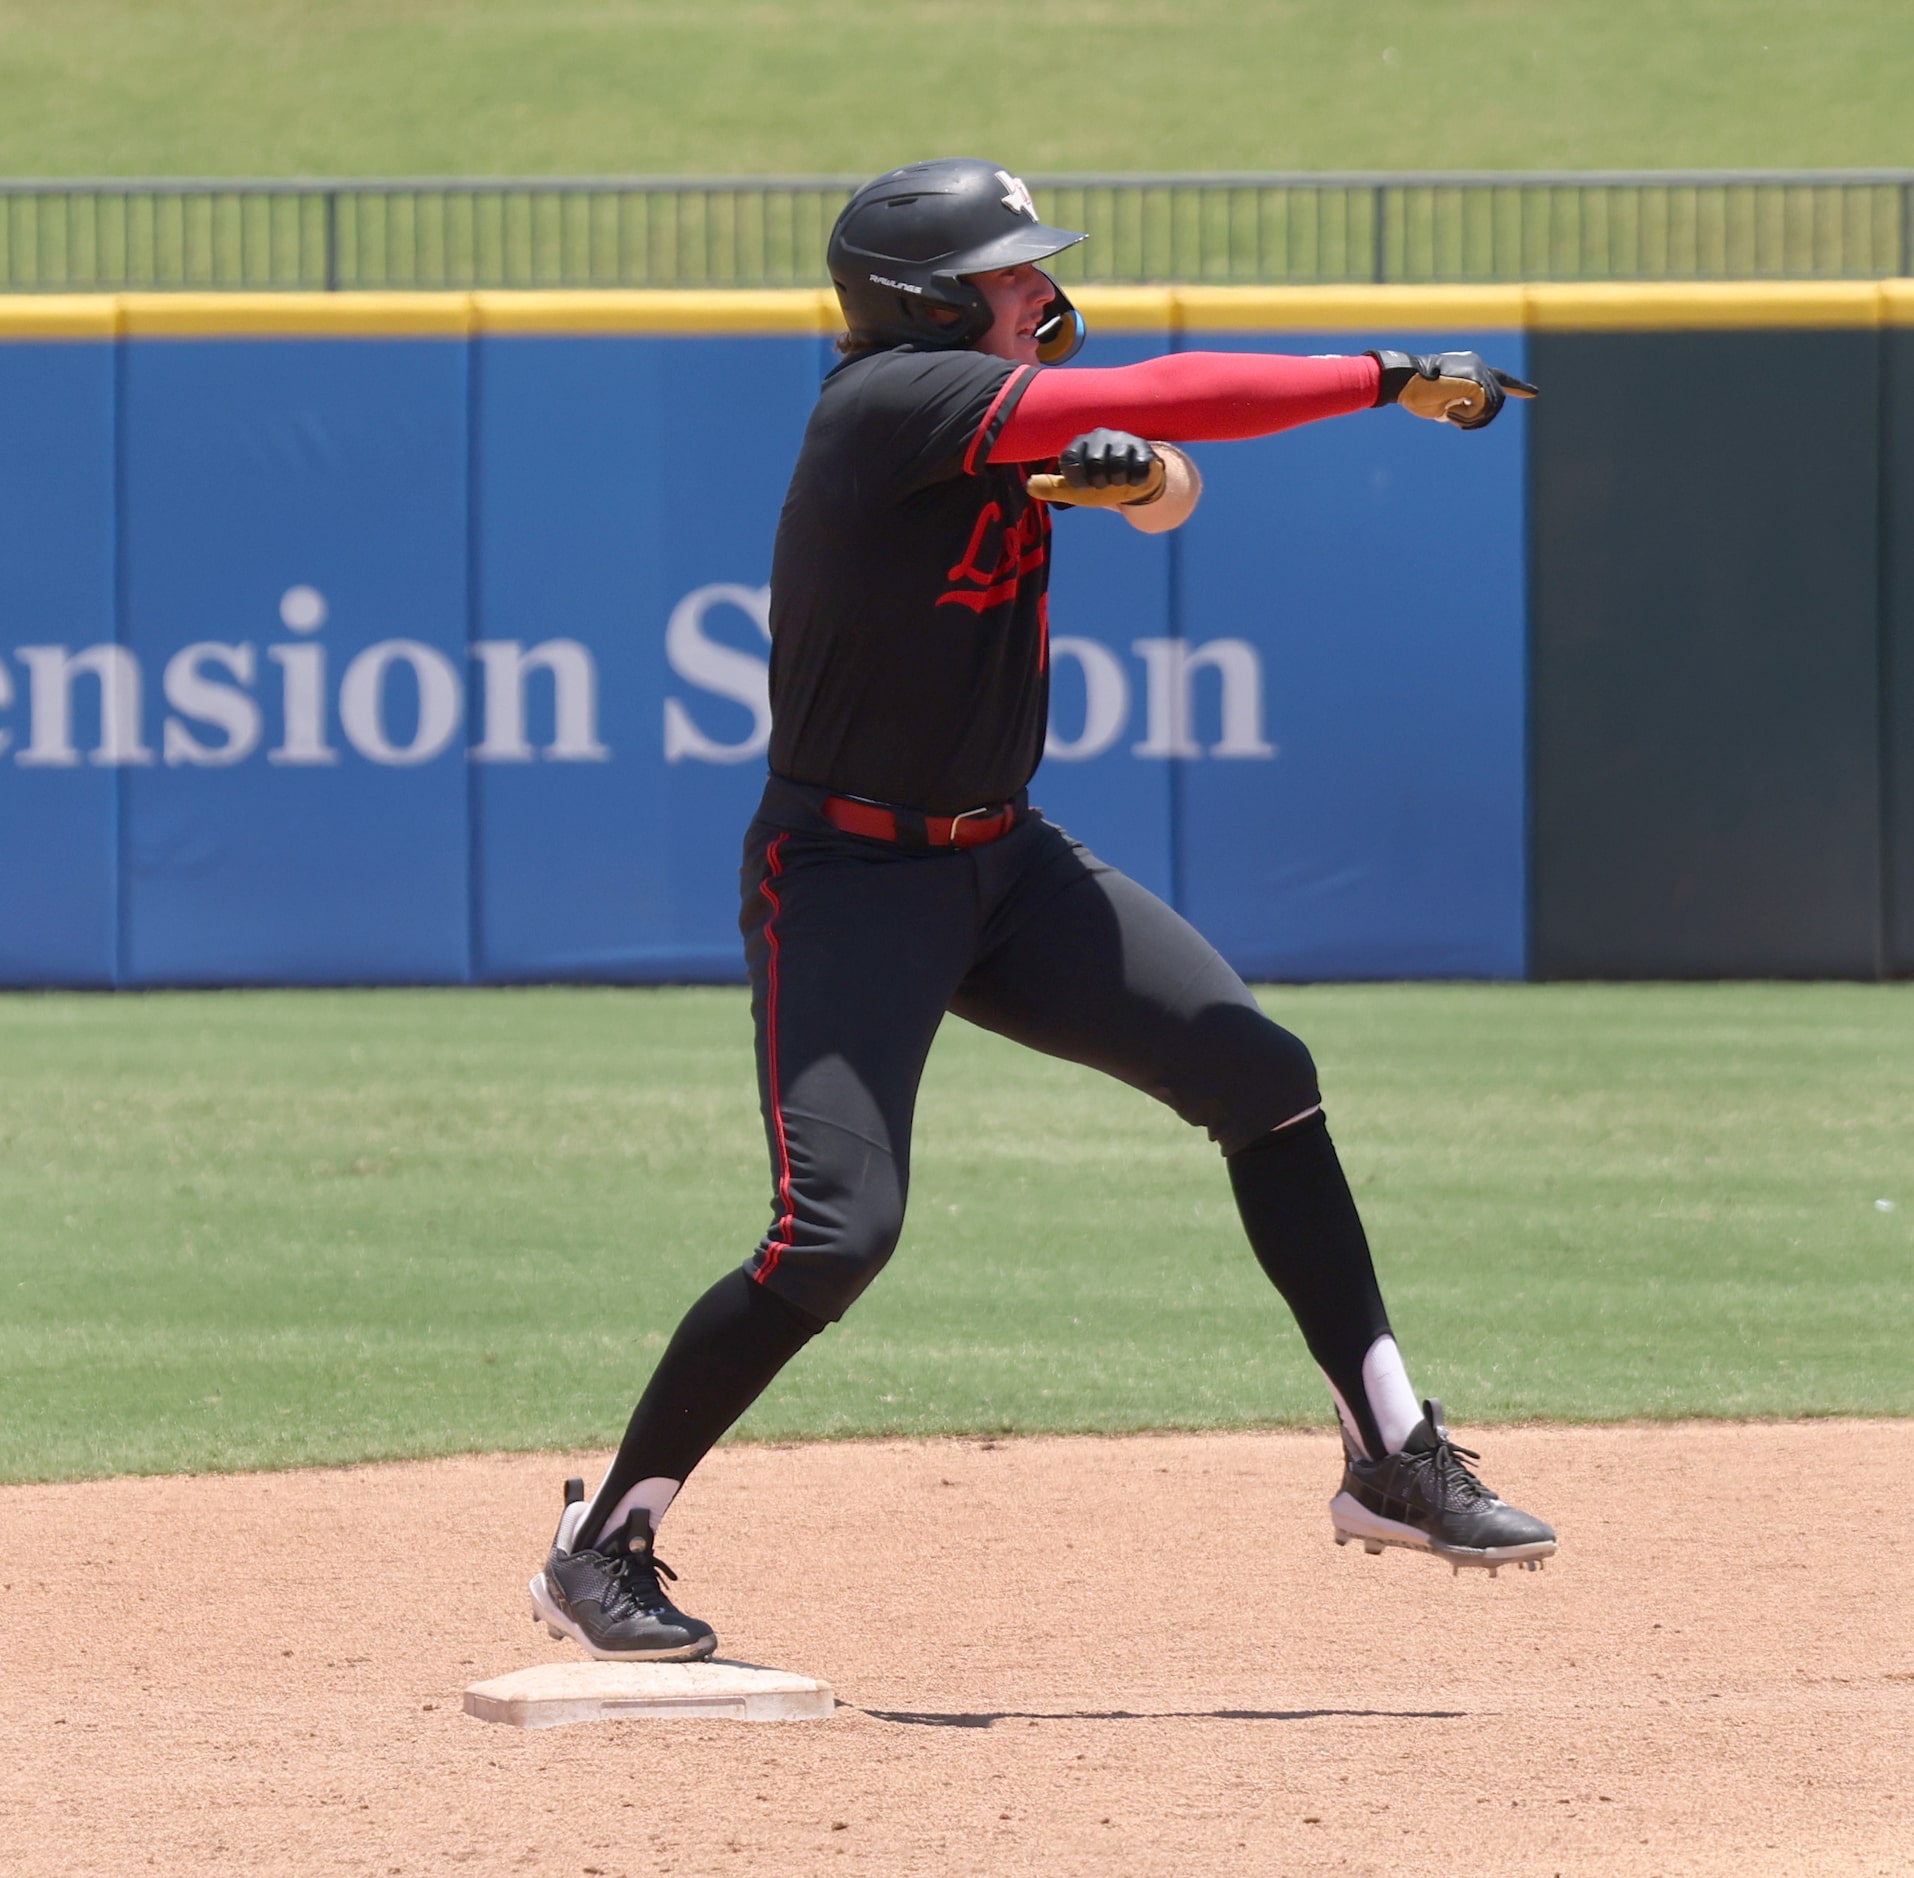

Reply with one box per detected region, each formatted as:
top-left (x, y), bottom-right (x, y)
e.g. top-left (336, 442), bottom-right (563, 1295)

top-left (946, 802), bottom-right (1003, 846)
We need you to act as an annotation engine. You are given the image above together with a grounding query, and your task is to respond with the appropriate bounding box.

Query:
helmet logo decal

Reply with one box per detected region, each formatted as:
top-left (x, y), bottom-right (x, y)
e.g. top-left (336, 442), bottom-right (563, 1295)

top-left (996, 171), bottom-right (1039, 221)
top-left (869, 273), bottom-right (924, 294)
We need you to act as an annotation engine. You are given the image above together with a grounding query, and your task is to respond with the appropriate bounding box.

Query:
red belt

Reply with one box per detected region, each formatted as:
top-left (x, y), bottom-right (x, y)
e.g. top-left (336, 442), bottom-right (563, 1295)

top-left (822, 794), bottom-right (1018, 849)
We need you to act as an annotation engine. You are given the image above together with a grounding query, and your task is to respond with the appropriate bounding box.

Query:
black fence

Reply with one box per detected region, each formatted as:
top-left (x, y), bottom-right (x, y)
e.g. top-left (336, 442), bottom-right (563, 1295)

top-left (1, 172), bottom-right (1911, 292)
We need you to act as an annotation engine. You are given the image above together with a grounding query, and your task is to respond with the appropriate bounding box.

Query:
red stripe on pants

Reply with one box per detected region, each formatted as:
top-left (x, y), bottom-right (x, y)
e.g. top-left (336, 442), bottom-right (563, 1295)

top-left (756, 833), bottom-right (796, 1283)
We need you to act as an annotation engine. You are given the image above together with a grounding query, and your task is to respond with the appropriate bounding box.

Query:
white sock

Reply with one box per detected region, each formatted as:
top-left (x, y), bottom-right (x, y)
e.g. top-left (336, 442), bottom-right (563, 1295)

top-left (588, 1476), bottom-right (680, 1547)
top-left (1362, 1336), bottom-right (1424, 1454)
top-left (1324, 1335), bottom-right (1424, 1458)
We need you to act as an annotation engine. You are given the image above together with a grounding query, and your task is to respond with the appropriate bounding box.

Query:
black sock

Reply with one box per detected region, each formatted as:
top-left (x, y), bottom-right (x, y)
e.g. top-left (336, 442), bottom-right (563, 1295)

top-left (1226, 1111), bottom-right (1394, 1459)
top-left (579, 1267), bottom-right (823, 1548)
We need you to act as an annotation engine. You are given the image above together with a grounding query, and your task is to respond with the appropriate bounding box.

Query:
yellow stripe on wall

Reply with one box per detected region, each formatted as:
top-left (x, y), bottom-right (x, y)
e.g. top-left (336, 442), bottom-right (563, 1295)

top-left (0, 296), bottom-right (122, 338)
top-left (474, 289), bottom-right (839, 335)
top-left (1880, 281), bottom-right (1914, 326)
top-left (119, 292), bottom-right (476, 338)
top-left (1067, 287), bottom-right (1175, 331)
top-left (1168, 285), bottom-right (1530, 332)
top-left (0, 282), bottom-right (1911, 339)
top-left (1525, 282), bottom-right (1886, 332)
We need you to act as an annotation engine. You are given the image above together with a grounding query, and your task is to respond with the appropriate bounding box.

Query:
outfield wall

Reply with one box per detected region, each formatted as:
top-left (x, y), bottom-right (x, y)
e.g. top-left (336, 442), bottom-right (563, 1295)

top-left (1528, 285), bottom-right (1914, 980)
top-left (0, 285), bottom-right (1907, 986)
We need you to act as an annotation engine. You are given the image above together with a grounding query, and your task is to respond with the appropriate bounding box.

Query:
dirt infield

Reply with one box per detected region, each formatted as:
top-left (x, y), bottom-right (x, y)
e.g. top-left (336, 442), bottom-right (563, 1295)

top-left (2, 1423), bottom-right (1908, 1876)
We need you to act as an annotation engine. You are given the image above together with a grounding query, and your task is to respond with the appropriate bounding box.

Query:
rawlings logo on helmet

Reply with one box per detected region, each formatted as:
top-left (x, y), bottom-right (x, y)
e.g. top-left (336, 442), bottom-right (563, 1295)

top-left (997, 171), bottom-right (1039, 221)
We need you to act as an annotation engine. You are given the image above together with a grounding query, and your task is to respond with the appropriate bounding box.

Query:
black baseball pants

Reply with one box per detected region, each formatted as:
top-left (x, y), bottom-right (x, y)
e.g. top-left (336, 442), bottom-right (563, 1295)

top-left (740, 774), bottom-right (1324, 1321)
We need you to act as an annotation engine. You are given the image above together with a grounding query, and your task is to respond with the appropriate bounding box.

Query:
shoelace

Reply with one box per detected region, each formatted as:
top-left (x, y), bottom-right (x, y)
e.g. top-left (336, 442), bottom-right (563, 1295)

top-left (600, 1541), bottom-right (682, 1620)
top-left (1424, 1433), bottom-right (1496, 1511)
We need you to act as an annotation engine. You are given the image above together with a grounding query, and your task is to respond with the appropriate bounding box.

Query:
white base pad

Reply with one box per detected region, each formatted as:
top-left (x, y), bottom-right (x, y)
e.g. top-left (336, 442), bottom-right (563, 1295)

top-left (463, 1660), bottom-right (835, 1728)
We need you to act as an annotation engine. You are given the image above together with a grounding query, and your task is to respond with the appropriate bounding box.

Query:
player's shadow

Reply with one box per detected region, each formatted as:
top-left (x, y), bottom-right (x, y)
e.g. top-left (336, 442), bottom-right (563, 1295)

top-left (856, 1706), bottom-right (1466, 1728)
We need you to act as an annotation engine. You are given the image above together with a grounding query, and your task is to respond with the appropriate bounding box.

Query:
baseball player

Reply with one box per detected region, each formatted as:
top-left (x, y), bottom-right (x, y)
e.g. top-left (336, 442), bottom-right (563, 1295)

top-left (530, 159), bottom-right (1556, 1662)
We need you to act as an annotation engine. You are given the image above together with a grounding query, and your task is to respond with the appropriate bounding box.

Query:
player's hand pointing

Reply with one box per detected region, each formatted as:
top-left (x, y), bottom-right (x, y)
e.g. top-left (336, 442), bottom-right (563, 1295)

top-left (1369, 351), bottom-right (1537, 429)
top-left (1025, 429), bottom-right (1167, 506)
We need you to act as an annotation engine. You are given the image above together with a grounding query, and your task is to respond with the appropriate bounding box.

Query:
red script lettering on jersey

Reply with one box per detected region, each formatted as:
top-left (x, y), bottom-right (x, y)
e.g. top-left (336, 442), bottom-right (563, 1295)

top-left (937, 499), bottom-right (1048, 614)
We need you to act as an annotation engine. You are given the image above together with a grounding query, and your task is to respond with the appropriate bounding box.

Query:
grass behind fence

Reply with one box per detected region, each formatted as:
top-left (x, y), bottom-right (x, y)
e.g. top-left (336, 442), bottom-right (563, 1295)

top-left (1, 983), bottom-right (1909, 1484)
top-left (0, 1), bottom-right (1907, 181)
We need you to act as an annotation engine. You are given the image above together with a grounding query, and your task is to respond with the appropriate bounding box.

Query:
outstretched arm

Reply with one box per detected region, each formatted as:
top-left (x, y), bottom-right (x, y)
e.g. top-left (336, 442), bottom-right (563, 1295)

top-left (989, 352), bottom-right (1380, 463)
top-left (988, 348), bottom-right (1533, 464)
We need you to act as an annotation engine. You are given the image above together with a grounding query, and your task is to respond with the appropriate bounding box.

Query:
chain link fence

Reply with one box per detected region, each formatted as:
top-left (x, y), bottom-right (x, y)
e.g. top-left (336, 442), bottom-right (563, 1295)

top-left (1, 172), bottom-right (1910, 291)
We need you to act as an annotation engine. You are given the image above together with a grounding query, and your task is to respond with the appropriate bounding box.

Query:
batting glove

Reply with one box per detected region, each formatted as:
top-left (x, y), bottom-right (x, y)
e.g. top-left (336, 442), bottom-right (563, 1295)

top-left (1025, 429), bottom-right (1167, 506)
top-left (1369, 351), bottom-right (1537, 429)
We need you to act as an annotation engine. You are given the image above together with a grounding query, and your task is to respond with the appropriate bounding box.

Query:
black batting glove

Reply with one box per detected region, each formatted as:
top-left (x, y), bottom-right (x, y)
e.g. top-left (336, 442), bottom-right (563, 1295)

top-left (1057, 428), bottom-right (1162, 490)
top-left (1368, 350), bottom-right (1537, 430)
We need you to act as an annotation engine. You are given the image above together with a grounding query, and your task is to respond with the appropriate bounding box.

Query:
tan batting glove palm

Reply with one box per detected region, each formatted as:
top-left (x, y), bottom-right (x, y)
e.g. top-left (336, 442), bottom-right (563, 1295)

top-left (1025, 458), bottom-right (1167, 507)
top-left (1400, 373), bottom-right (1497, 424)
top-left (1370, 351), bottom-right (1537, 430)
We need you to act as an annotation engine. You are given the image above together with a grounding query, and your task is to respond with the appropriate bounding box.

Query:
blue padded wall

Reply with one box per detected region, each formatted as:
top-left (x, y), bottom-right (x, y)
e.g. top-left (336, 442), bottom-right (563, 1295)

top-left (0, 341), bottom-right (119, 986)
top-left (118, 338), bottom-right (473, 985)
top-left (470, 333), bottom-right (827, 982)
top-left (0, 320), bottom-right (1531, 987)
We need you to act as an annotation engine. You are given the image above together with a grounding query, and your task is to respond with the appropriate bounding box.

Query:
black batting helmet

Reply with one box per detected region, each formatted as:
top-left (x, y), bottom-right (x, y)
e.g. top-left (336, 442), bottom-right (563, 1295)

top-left (828, 158), bottom-right (1088, 364)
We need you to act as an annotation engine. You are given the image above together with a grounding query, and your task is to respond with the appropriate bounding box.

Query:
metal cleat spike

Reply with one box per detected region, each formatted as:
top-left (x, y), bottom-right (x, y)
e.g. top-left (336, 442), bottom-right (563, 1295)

top-left (1364, 1541), bottom-right (1384, 1555)
top-left (546, 1624), bottom-right (565, 1641)
top-left (1488, 1565), bottom-right (1499, 1578)
top-left (1335, 1533), bottom-right (1349, 1546)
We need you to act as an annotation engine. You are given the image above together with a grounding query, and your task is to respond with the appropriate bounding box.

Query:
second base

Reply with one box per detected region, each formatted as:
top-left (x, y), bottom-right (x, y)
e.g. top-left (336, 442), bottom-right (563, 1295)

top-left (463, 1659), bottom-right (835, 1728)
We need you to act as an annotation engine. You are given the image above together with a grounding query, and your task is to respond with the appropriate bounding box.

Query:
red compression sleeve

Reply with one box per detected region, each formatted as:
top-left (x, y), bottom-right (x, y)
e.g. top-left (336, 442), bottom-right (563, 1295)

top-left (988, 351), bottom-right (1381, 463)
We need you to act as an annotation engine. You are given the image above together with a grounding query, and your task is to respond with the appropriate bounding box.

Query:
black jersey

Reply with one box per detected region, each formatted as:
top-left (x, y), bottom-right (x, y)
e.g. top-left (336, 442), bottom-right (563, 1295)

top-left (766, 346), bottom-right (1048, 816)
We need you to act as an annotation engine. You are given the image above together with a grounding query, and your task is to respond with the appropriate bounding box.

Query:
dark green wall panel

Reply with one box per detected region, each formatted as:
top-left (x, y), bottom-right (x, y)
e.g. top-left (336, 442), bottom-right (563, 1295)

top-left (1886, 325), bottom-right (1914, 977)
top-left (1529, 329), bottom-right (1883, 979)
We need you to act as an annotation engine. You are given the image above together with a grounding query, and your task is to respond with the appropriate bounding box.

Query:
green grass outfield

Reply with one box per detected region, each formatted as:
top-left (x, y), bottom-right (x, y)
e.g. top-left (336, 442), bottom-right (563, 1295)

top-left (1, 984), bottom-right (1909, 1484)
top-left (0, 0), bottom-right (1908, 179)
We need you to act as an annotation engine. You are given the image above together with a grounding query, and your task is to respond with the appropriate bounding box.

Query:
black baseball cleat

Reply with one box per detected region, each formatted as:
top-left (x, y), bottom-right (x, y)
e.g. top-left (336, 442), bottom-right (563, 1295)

top-left (1329, 1400), bottom-right (1557, 1575)
top-left (529, 1477), bottom-right (719, 1661)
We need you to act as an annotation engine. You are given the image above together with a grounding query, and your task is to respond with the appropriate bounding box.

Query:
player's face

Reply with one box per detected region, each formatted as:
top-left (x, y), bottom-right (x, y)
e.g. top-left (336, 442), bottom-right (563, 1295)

top-left (968, 264), bottom-right (1055, 367)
